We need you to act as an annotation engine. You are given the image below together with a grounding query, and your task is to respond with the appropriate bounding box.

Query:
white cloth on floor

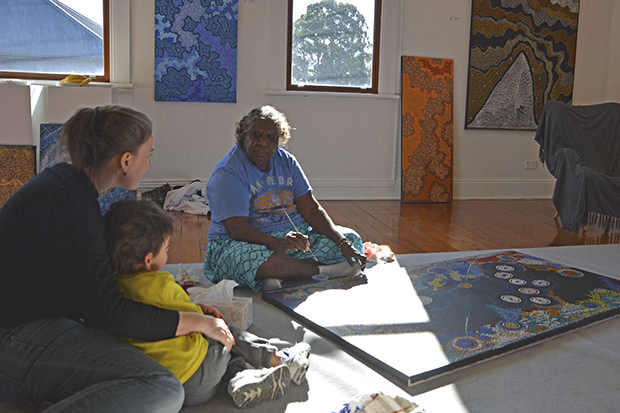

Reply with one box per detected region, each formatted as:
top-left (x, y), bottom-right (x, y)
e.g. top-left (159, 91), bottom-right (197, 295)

top-left (163, 180), bottom-right (209, 215)
top-left (335, 391), bottom-right (423, 413)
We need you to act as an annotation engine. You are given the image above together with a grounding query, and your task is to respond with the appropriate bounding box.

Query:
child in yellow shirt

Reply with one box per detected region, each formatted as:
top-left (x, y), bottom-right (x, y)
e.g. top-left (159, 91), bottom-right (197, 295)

top-left (104, 199), bottom-right (310, 408)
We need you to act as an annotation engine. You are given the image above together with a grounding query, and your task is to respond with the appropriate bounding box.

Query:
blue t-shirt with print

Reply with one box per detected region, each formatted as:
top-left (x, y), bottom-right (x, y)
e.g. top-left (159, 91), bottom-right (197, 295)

top-left (206, 145), bottom-right (312, 240)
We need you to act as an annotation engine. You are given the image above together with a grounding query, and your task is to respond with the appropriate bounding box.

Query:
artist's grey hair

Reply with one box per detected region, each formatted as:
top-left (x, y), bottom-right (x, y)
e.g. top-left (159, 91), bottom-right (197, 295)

top-left (235, 105), bottom-right (291, 147)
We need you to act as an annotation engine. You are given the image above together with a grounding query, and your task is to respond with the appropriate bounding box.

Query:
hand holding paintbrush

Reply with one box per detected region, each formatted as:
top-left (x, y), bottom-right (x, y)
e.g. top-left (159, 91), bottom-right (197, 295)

top-left (274, 205), bottom-right (319, 261)
top-left (272, 204), bottom-right (364, 281)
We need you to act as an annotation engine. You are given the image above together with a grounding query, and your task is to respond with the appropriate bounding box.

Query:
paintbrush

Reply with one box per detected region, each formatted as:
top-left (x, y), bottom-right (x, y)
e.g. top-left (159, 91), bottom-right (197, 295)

top-left (273, 205), bottom-right (366, 282)
top-left (275, 205), bottom-right (319, 261)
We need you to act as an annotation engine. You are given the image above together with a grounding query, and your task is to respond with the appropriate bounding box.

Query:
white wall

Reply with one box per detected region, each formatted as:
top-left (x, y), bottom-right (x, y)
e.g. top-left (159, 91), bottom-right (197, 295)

top-left (0, 85), bottom-right (32, 145)
top-left (572, 0), bottom-right (614, 104)
top-left (2, 0), bottom-right (618, 200)
top-left (606, 0), bottom-right (620, 102)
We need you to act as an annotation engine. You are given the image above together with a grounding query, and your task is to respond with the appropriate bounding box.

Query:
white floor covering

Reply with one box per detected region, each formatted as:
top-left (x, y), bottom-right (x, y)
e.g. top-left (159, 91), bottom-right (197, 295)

top-left (3, 244), bottom-right (619, 412)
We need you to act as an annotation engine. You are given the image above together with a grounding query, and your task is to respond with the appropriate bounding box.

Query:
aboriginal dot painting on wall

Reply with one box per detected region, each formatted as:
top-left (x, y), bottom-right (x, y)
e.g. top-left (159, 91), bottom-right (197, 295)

top-left (154, 0), bottom-right (238, 103)
top-left (263, 250), bottom-right (620, 386)
top-left (465, 0), bottom-right (579, 130)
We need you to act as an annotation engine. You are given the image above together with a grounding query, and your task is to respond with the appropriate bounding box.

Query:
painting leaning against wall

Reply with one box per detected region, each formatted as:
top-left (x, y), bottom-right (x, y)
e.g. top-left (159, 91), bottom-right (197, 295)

top-left (465, 0), bottom-right (580, 130)
top-left (0, 145), bottom-right (36, 208)
top-left (401, 56), bottom-right (454, 203)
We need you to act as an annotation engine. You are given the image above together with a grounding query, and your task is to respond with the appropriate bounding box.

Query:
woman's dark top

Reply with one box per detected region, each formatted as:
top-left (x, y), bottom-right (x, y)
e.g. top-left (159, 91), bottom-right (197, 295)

top-left (0, 163), bottom-right (178, 340)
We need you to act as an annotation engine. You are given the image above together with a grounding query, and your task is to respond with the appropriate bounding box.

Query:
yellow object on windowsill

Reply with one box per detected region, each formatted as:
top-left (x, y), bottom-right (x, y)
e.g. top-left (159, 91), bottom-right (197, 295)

top-left (60, 75), bottom-right (92, 87)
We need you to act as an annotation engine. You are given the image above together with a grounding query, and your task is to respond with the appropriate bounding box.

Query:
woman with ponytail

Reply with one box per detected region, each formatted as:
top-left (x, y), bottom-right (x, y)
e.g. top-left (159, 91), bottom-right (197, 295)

top-left (0, 106), bottom-right (233, 412)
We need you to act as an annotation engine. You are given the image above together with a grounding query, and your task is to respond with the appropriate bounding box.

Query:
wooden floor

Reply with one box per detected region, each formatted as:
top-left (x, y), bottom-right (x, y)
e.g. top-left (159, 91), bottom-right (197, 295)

top-left (167, 199), bottom-right (619, 264)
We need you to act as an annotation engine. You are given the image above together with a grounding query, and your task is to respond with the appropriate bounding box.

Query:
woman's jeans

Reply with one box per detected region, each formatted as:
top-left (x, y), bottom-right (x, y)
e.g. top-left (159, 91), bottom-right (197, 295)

top-left (0, 317), bottom-right (184, 412)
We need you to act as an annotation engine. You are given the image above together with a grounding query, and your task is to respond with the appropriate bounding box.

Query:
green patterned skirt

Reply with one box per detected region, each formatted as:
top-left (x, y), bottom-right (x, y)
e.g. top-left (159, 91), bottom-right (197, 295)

top-left (203, 222), bottom-right (363, 292)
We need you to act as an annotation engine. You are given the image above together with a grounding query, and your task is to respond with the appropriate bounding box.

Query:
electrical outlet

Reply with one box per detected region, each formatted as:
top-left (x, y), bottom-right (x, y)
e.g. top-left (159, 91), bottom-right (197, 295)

top-left (524, 160), bottom-right (538, 169)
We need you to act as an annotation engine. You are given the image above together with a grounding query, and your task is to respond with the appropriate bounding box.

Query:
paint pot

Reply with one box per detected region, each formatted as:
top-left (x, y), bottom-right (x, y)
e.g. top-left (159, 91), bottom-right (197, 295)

top-left (312, 274), bottom-right (329, 282)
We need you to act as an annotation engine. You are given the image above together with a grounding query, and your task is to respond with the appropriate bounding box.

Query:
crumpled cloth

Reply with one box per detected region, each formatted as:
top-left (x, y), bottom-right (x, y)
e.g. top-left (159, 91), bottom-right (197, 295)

top-left (163, 180), bottom-right (209, 215)
top-left (363, 242), bottom-right (395, 263)
top-left (535, 100), bottom-right (620, 232)
top-left (334, 391), bottom-right (424, 413)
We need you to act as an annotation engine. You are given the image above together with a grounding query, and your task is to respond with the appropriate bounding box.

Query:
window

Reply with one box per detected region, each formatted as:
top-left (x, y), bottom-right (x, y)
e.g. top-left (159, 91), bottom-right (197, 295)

top-left (0, 0), bottom-right (109, 81)
top-left (287, 0), bottom-right (381, 94)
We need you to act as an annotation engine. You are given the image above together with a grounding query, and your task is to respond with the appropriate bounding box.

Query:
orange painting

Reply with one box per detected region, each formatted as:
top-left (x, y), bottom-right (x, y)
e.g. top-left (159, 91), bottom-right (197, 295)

top-left (0, 145), bottom-right (36, 208)
top-left (401, 56), bottom-right (453, 203)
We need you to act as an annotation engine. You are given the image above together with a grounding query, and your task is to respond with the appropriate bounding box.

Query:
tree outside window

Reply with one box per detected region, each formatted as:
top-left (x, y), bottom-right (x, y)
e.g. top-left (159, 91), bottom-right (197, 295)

top-left (287, 0), bottom-right (381, 93)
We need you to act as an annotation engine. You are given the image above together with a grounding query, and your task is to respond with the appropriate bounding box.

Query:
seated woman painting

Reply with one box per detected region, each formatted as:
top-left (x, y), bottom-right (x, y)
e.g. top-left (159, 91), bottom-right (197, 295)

top-left (203, 105), bottom-right (366, 292)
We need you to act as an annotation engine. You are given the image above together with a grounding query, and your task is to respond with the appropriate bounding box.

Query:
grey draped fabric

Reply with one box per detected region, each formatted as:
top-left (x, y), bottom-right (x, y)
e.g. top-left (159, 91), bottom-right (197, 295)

top-left (535, 100), bottom-right (620, 232)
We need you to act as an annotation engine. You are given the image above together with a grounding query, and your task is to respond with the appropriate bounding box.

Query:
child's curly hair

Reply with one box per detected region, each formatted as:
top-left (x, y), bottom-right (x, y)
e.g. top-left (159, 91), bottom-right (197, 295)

top-left (104, 199), bottom-right (173, 275)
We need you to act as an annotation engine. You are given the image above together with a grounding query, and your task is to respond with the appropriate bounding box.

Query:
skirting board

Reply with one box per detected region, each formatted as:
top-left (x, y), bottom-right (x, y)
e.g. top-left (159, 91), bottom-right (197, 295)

top-left (453, 178), bottom-right (555, 200)
top-left (139, 178), bottom-right (555, 200)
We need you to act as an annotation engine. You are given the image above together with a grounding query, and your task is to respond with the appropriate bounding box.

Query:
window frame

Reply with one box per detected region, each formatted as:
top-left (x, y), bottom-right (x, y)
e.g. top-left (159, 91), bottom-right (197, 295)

top-left (0, 0), bottom-right (110, 82)
top-left (286, 0), bottom-right (382, 94)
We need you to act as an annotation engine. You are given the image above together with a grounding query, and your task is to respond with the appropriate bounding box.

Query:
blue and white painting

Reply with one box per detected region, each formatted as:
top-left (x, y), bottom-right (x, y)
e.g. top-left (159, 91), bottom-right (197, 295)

top-left (154, 0), bottom-right (238, 103)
